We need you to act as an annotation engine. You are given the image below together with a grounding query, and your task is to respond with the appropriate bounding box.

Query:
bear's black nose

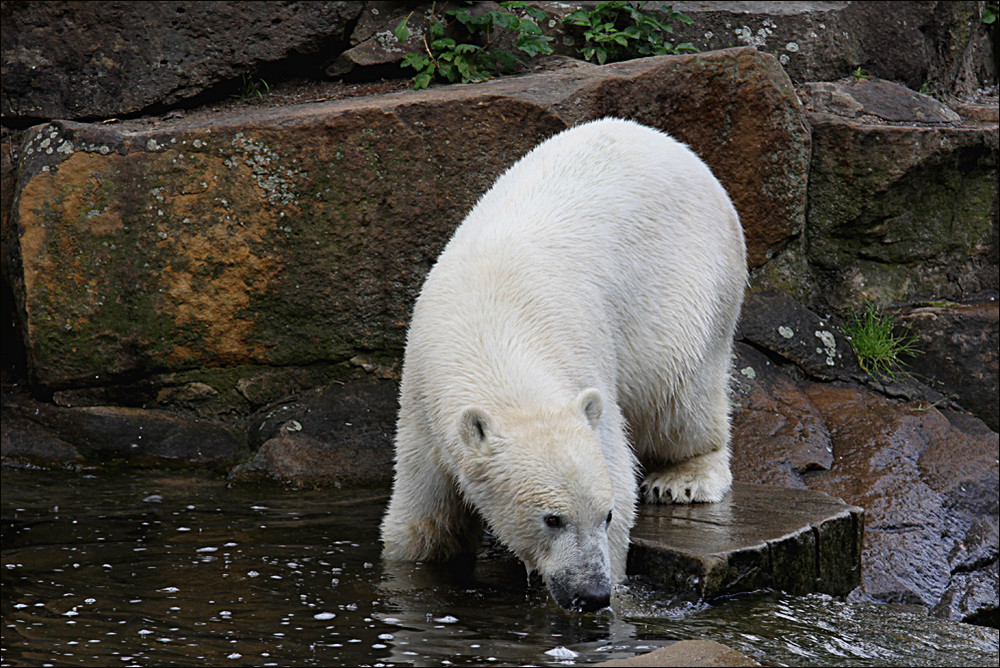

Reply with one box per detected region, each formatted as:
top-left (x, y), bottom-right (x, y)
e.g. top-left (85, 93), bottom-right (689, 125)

top-left (571, 585), bottom-right (610, 612)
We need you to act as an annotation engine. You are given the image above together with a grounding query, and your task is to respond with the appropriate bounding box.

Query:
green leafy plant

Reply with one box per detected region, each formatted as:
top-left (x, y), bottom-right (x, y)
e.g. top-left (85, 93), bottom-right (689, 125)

top-left (395, 1), bottom-right (553, 89)
top-left (983, 4), bottom-right (998, 24)
top-left (850, 66), bottom-right (869, 81)
top-left (233, 72), bottom-right (270, 100)
top-left (842, 304), bottom-right (920, 380)
top-left (563, 1), bottom-right (695, 65)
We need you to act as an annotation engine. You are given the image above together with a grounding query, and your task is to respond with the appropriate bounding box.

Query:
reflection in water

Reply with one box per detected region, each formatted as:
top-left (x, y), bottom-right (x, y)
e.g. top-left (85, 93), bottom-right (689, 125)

top-left (2, 469), bottom-right (996, 667)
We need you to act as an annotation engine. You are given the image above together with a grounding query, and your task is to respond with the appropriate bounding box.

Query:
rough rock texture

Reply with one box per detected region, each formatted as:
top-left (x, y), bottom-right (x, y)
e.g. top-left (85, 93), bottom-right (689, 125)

top-left (798, 77), bottom-right (963, 124)
top-left (897, 300), bottom-right (1000, 431)
top-left (737, 290), bottom-right (864, 383)
top-left (731, 344), bottom-right (999, 626)
top-left (5, 48), bottom-right (808, 390)
top-left (667, 1), bottom-right (995, 98)
top-left (595, 639), bottom-right (760, 667)
top-left (0, 1), bottom-right (362, 121)
top-left (627, 482), bottom-right (863, 600)
top-left (803, 112), bottom-right (997, 311)
top-left (229, 377), bottom-right (397, 487)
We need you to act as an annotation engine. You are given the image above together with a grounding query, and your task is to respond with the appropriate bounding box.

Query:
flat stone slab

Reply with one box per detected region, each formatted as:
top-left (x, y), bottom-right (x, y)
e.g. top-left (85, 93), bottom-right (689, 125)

top-left (627, 482), bottom-right (863, 600)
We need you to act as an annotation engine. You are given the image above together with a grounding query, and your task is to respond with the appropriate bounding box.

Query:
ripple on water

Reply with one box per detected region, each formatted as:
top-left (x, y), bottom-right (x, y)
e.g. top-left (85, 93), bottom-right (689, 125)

top-left (3, 468), bottom-right (997, 667)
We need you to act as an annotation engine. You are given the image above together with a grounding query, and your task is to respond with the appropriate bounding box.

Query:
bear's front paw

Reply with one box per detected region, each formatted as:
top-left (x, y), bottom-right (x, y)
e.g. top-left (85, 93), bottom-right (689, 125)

top-left (640, 451), bottom-right (731, 504)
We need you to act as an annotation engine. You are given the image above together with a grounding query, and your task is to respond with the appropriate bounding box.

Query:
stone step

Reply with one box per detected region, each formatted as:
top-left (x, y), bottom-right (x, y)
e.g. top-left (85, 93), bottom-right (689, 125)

top-left (627, 482), bottom-right (863, 600)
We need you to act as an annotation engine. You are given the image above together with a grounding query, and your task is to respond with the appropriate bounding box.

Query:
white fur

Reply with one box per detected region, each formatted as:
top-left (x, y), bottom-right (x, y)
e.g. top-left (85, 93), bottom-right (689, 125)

top-left (380, 118), bottom-right (747, 610)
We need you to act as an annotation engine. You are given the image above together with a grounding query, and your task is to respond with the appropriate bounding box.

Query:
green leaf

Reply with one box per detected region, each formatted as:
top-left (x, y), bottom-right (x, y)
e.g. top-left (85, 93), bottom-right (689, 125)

top-left (431, 37), bottom-right (457, 51)
top-left (394, 16), bottom-right (410, 42)
top-left (401, 53), bottom-right (430, 71)
top-left (413, 71), bottom-right (433, 90)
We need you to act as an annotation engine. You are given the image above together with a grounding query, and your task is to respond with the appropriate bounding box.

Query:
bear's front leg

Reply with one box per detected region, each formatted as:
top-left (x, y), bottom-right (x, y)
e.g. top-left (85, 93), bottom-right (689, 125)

top-left (640, 446), bottom-right (732, 504)
top-left (381, 451), bottom-right (481, 562)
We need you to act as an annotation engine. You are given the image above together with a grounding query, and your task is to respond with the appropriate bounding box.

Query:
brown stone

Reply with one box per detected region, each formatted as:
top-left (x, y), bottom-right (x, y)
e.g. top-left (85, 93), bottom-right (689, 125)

top-left (627, 482), bottom-right (863, 600)
top-left (800, 384), bottom-right (999, 619)
top-left (7, 48), bottom-right (807, 389)
top-left (595, 639), bottom-right (760, 667)
top-left (730, 343), bottom-right (833, 488)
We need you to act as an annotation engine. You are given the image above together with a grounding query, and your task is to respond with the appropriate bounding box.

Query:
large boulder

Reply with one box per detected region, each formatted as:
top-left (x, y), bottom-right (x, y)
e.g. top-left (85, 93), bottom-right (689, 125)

top-left (766, 77), bottom-right (999, 315)
top-left (5, 48), bottom-right (808, 391)
top-left (0, 1), bottom-right (362, 121)
top-left (732, 343), bottom-right (999, 626)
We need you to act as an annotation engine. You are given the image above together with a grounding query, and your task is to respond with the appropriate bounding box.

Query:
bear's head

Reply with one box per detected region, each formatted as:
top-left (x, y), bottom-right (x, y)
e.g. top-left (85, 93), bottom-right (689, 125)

top-left (457, 388), bottom-right (615, 612)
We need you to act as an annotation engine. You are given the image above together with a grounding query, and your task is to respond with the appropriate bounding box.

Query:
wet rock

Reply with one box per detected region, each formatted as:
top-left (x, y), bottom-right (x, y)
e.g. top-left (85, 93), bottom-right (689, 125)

top-left (229, 378), bottom-right (397, 487)
top-left (0, 1), bottom-right (362, 120)
top-left (627, 482), bottom-right (863, 600)
top-left (6, 48), bottom-right (807, 390)
top-left (1, 400), bottom-right (85, 469)
top-left (1, 384), bottom-right (242, 470)
top-left (730, 342), bottom-right (833, 487)
top-left (801, 385), bottom-right (999, 624)
top-left (595, 639), bottom-right (760, 667)
top-left (803, 111), bottom-right (997, 313)
top-left (897, 300), bottom-right (999, 431)
top-left (737, 290), bottom-right (862, 382)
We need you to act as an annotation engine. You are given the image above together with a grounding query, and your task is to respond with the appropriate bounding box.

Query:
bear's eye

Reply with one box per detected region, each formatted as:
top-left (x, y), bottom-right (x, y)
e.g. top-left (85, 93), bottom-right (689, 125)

top-left (544, 515), bottom-right (563, 529)
top-left (606, 510), bottom-right (613, 525)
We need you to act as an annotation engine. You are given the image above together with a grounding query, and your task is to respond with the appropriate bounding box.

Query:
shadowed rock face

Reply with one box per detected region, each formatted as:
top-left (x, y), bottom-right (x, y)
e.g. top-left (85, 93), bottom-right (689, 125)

top-left (0, 1), bottom-right (363, 120)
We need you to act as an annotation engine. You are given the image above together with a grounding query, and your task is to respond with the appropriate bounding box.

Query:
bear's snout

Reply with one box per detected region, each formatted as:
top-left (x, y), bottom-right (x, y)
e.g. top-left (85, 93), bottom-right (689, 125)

top-left (548, 575), bottom-right (611, 612)
top-left (572, 583), bottom-right (611, 612)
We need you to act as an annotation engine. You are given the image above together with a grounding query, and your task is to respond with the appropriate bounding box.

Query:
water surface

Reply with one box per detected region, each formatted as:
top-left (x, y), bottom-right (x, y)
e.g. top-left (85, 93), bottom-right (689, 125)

top-left (3, 469), bottom-right (996, 666)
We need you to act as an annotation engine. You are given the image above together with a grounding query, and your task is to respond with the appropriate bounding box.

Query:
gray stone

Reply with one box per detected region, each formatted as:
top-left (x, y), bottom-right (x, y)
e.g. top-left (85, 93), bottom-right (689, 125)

top-left (737, 290), bottom-right (863, 382)
top-left (663, 1), bottom-right (994, 98)
top-left (804, 112), bottom-right (997, 312)
top-left (798, 78), bottom-right (962, 124)
top-left (1, 385), bottom-right (242, 469)
top-left (626, 482), bottom-right (863, 600)
top-left (0, 1), bottom-right (362, 121)
top-left (229, 378), bottom-right (397, 487)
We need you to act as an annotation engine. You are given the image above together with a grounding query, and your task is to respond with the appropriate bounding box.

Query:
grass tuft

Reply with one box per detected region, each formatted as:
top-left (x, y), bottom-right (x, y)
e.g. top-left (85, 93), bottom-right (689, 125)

top-left (842, 303), bottom-right (920, 380)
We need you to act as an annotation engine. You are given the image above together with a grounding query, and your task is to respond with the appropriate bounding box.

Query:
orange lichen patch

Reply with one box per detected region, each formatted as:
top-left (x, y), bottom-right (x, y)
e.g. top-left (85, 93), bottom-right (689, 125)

top-left (15, 153), bottom-right (128, 336)
top-left (143, 149), bottom-right (283, 366)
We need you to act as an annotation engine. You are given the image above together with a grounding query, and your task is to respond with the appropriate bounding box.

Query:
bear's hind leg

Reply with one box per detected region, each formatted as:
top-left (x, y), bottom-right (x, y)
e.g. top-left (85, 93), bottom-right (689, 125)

top-left (637, 358), bottom-right (734, 505)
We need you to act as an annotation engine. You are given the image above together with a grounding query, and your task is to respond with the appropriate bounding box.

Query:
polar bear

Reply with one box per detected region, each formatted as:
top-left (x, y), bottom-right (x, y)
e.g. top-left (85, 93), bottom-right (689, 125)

top-left (380, 118), bottom-right (747, 612)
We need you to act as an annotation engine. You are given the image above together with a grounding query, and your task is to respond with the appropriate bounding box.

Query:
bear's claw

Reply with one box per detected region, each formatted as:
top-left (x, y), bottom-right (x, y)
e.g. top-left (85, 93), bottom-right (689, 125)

top-left (641, 450), bottom-right (731, 504)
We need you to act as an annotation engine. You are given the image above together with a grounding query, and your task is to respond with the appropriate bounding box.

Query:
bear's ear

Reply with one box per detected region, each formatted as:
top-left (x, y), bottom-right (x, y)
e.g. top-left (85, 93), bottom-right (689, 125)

top-left (458, 406), bottom-right (494, 450)
top-left (574, 388), bottom-right (603, 430)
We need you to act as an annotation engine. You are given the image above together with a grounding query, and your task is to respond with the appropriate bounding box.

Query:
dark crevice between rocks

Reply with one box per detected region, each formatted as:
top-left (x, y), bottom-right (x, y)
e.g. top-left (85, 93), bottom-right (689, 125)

top-left (737, 338), bottom-right (812, 382)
